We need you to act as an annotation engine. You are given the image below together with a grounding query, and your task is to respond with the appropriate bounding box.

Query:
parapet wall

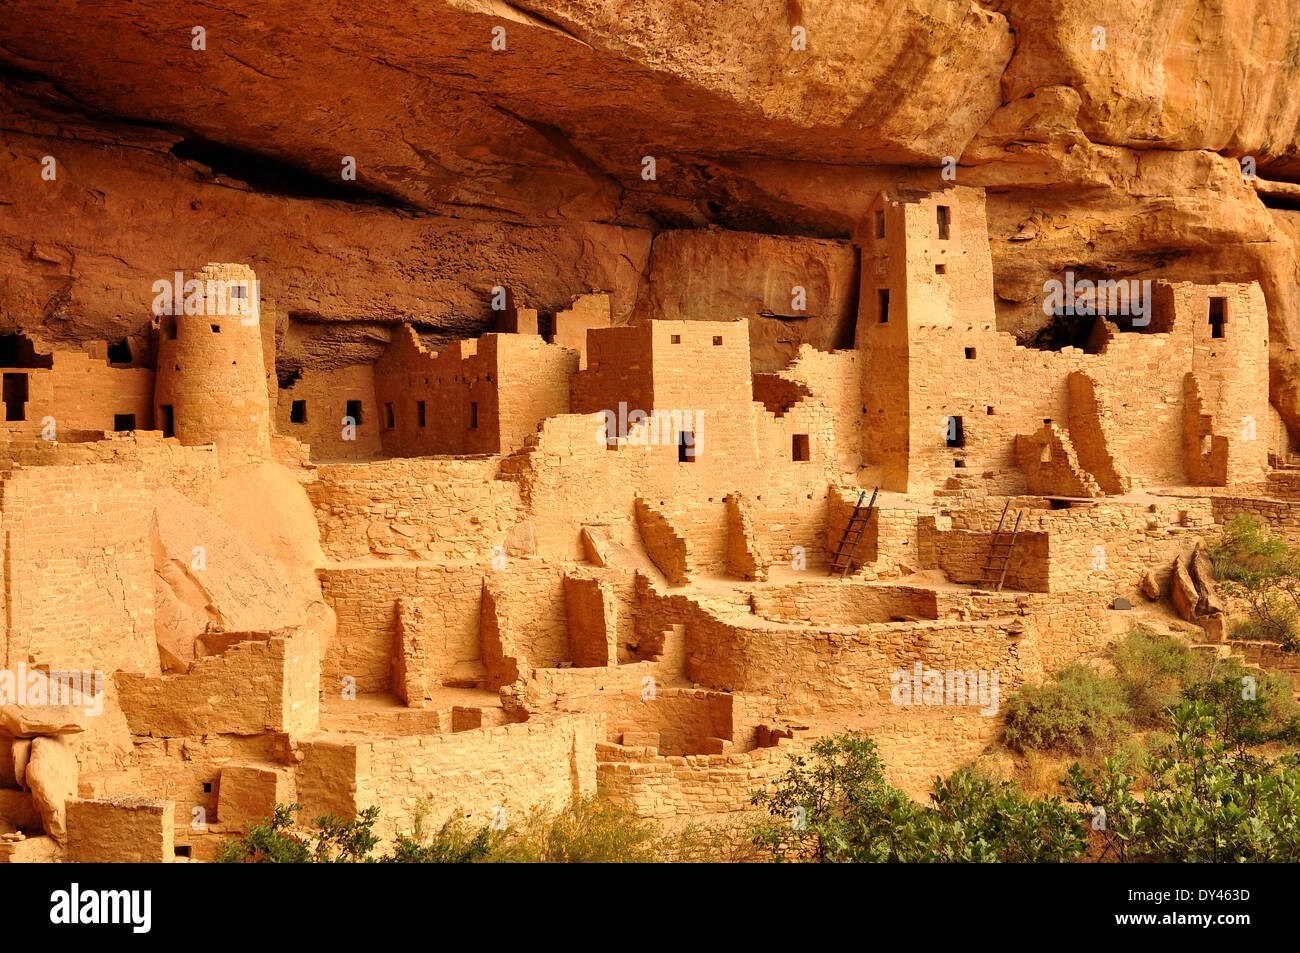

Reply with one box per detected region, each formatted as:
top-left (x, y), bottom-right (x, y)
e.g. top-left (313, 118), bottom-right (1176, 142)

top-left (115, 631), bottom-right (320, 736)
top-left (309, 457), bottom-right (525, 561)
top-left (297, 711), bottom-right (598, 839)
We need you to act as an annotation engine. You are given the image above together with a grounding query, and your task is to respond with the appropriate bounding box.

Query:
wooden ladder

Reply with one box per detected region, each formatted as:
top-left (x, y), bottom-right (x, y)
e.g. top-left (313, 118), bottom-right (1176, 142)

top-left (977, 501), bottom-right (1023, 592)
top-left (829, 487), bottom-right (878, 579)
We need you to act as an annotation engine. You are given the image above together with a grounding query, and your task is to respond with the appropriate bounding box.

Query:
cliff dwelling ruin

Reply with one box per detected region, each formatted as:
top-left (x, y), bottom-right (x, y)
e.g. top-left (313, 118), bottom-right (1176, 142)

top-left (1, 0), bottom-right (1299, 881)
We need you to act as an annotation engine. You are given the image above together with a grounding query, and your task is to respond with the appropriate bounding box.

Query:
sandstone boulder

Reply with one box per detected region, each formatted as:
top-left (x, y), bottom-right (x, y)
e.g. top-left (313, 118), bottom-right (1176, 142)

top-left (26, 736), bottom-right (78, 845)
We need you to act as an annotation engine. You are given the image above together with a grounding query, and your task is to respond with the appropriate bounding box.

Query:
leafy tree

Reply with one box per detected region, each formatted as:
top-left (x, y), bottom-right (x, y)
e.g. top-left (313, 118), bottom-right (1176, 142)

top-left (750, 732), bottom-right (1088, 862)
top-left (1066, 701), bottom-right (1300, 862)
top-left (1211, 513), bottom-right (1300, 651)
top-left (750, 732), bottom-right (920, 862)
top-left (216, 803), bottom-right (311, 863)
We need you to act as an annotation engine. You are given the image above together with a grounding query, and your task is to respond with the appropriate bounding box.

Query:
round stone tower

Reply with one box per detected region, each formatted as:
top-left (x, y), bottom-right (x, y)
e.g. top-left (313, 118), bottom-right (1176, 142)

top-left (154, 262), bottom-right (271, 453)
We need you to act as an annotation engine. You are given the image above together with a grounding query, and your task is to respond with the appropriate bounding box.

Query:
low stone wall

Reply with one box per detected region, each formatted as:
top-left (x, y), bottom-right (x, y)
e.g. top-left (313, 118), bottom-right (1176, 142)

top-left (752, 582), bottom-right (940, 624)
top-left (597, 733), bottom-right (808, 818)
top-left (297, 711), bottom-right (598, 838)
top-left (115, 631), bottom-right (319, 736)
top-left (309, 457), bottom-right (524, 561)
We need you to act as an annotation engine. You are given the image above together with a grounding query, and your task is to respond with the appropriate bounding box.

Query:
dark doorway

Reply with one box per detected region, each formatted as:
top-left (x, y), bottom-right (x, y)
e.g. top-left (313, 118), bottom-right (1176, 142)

top-left (878, 288), bottom-right (890, 324)
top-left (113, 413), bottom-right (136, 432)
top-left (346, 399), bottom-right (362, 424)
top-left (160, 404), bottom-right (175, 438)
top-left (945, 415), bottom-right (965, 448)
top-left (417, 401), bottom-right (426, 427)
top-left (1209, 297), bottom-right (1226, 339)
top-left (678, 431), bottom-right (696, 462)
top-left (792, 434), bottom-right (810, 461)
top-left (290, 400), bottom-right (306, 424)
top-left (107, 339), bottom-right (132, 364)
top-left (2, 373), bottom-right (27, 421)
top-left (937, 205), bottom-right (951, 240)
top-left (0, 334), bottom-right (51, 369)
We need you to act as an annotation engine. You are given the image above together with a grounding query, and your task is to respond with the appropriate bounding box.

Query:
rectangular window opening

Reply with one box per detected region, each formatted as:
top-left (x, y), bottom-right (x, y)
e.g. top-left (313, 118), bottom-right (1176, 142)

top-left (470, 401), bottom-right (479, 430)
top-left (384, 402), bottom-right (395, 429)
top-left (113, 413), bottom-right (135, 432)
top-left (2, 372), bottom-right (28, 422)
top-left (874, 210), bottom-right (886, 239)
top-left (417, 401), bottom-right (426, 427)
top-left (878, 288), bottom-right (890, 324)
top-left (346, 399), bottom-right (362, 425)
top-left (937, 205), bottom-right (951, 240)
top-left (1209, 297), bottom-right (1227, 339)
top-left (964, 347), bottom-right (976, 360)
top-left (678, 431), bottom-right (696, 463)
top-left (290, 400), bottom-right (306, 424)
top-left (945, 415), bottom-right (965, 448)
top-left (935, 264), bottom-right (947, 275)
top-left (792, 433), bottom-right (810, 462)
top-left (712, 335), bottom-right (723, 346)
top-left (160, 404), bottom-right (175, 437)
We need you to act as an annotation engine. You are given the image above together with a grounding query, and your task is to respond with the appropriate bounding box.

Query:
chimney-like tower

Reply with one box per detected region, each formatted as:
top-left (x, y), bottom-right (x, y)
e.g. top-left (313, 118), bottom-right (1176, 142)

top-left (154, 262), bottom-right (271, 453)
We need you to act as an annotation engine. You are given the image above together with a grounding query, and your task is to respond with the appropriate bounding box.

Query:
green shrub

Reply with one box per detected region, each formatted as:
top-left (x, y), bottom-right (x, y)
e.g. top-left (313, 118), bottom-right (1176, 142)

top-left (1003, 662), bottom-right (1129, 755)
top-left (1109, 629), bottom-right (1204, 725)
top-left (1067, 701), bottom-right (1300, 862)
top-left (1211, 513), bottom-right (1300, 651)
top-left (219, 796), bottom-right (701, 863)
top-left (749, 732), bottom-right (1088, 863)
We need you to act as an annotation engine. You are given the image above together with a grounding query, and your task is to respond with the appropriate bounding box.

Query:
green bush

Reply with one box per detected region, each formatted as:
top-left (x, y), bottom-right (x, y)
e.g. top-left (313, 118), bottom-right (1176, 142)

top-left (1211, 513), bottom-right (1300, 651)
top-left (1109, 629), bottom-right (1204, 725)
top-left (749, 732), bottom-right (1088, 863)
top-left (219, 796), bottom-right (703, 863)
top-left (1003, 662), bottom-right (1129, 755)
top-left (1067, 701), bottom-right (1300, 862)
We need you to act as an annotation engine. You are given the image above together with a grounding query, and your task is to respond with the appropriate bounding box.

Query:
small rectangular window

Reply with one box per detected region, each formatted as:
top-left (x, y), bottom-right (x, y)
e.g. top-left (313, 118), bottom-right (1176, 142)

top-left (470, 401), bottom-right (479, 429)
top-left (113, 413), bottom-right (136, 432)
top-left (160, 404), bottom-right (175, 437)
top-left (712, 335), bottom-right (723, 346)
top-left (1209, 297), bottom-right (1226, 339)
top-left (792, 434), bottom-right (810, 462)
top-left (670, 334), bottom-right (681, 344)
top-left (346, 399), bottom-right (362, 425)
top-left (417, 401), bottom-right (426, 427)
top-left (935, 264), bottom-right (946, 275)
top-left (878, 289), bottom-right (890, 324)
top-left (678, 431), bottom-right (696, 462)
top-left (290, 400), bottom-right (306, 424)
top-left (384, 402), bottom-right (395, 429)
top-left (210, 324), bottom-right (221, 334)
top-left (937, 205), bottom-right (951, 240)
top-left (875, 210), bottom-right (885, 239)
top-left (2, 372), bottom-right (28, 422)
top-left (107, 340), bottom-right (132, 364)
top-left (964, 347), bottom-right (976, 360)
top-left (945, 415), bottom-right (964, 448)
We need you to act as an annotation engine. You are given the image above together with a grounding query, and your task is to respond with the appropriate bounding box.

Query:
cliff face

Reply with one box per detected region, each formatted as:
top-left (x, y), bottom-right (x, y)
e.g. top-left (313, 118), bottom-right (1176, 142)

top-left (1, 1), bottom-right (1299, 418)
